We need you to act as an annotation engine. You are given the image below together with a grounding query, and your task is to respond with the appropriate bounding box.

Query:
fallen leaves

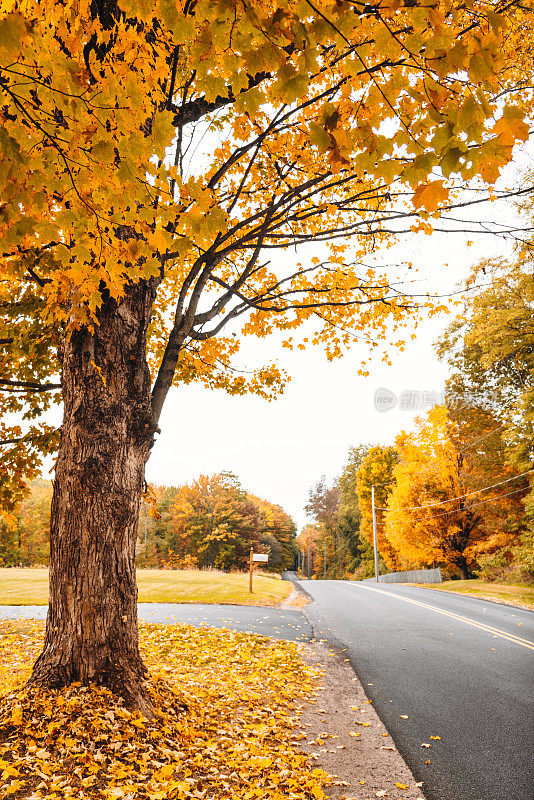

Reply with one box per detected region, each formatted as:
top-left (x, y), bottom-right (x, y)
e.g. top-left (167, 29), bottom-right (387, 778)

top-left (0, 620), bottom-right (331, 800)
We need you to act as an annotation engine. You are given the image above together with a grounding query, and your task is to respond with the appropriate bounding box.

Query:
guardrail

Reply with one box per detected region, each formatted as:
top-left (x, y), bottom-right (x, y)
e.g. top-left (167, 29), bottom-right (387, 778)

top-left (364, 567), bottom-right (442, 584)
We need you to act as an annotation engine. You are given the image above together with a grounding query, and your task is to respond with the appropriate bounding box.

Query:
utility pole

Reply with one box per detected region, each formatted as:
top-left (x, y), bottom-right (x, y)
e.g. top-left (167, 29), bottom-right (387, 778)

top-left (307, 543), bottom-right (310, 579)
top-left (324, 542), bottom-right (326, 580)
top-left (372, 485), bottom-right (379, 582)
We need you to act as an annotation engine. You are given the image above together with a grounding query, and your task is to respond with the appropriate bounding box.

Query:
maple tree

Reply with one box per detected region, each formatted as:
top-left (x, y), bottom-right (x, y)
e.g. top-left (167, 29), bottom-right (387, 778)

top-left (336, 444), bottom-right (374, 575)
top-left (384, 405), bottom-right (528, 577)
top-left (296, 523), bottom-right (320, 576)
top-left (305, 477), bottom-right (341, 574)
top-left (1, 0), bottom-right (533, 704)
top-left (169, 472), bottom-right (262, 570)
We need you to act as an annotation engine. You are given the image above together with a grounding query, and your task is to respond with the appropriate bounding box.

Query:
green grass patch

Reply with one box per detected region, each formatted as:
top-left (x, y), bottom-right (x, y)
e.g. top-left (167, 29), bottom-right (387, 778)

top-left (0, 567), bottom-right (293, 606)
top-left (425, 579), bottom-right (534, 610)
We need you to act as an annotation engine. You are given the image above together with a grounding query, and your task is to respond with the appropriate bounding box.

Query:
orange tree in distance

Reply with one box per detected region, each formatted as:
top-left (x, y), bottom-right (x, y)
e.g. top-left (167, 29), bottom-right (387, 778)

top-left (1, 0), bottom-right (533, 706)
top-left (168, 472), bottom-right (264, 570)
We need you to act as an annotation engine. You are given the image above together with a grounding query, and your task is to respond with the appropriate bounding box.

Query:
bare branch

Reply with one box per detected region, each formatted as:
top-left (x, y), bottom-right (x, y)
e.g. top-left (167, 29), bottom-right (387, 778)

top-left (0, 379), bottom-right (61, 392)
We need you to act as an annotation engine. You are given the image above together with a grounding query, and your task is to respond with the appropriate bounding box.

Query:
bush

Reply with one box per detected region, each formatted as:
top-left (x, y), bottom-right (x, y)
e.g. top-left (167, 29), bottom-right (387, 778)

top-left (476, 551), bottom-right (511, 583)
top-left (348, 562), bottom-right (375, 581)
top-left (510, 532), bottom-right (534, 584)
top-left (476, 533), bottom-right (534, 585)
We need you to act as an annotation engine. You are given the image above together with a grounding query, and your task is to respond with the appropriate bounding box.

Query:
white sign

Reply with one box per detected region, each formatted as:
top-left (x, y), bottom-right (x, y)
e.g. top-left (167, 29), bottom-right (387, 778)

top-left (252, 554), bottom-right (269, 563)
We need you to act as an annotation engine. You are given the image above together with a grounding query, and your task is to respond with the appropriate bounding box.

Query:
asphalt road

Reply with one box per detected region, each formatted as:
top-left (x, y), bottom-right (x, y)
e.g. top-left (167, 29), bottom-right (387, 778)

top-left (0, 602), bottom-right (312, 641)
top-left (296, 578), bottom-right (534, 800)
top-left (2, 581), bottom-right (532, 800)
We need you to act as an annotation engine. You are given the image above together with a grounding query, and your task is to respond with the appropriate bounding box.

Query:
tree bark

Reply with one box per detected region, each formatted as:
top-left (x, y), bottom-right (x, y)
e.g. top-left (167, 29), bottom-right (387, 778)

top-left (456, 557), bottom-right (470, 580)
top-left (29, 281), bottom-right (158, 712)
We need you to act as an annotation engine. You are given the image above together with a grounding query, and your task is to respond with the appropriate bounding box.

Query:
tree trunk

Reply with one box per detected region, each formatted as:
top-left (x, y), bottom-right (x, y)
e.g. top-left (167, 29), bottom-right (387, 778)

top-left (29, 281), bottom-right (158, 712)
top-left (456, 557), bottom-right (470, 580)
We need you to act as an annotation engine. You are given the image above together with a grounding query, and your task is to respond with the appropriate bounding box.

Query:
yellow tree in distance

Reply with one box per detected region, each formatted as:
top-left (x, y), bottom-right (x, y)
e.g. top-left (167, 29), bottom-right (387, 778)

top-left (385, 406), bottom-right (528, 577)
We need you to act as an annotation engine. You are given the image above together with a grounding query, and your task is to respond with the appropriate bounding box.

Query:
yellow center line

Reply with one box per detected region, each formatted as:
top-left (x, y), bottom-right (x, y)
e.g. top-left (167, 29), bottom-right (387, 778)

top-left (357, 584), bottom-right (534, 651)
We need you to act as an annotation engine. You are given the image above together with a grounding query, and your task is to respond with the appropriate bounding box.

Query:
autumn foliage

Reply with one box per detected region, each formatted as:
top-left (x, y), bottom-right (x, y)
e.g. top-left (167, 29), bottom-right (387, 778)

top-left (0, 620), bottom-right (329, 799)
top-left (0, 474), bottom-right (297, 571)
top-left (384, 406), bottom-right (524, 577)
top-left (168, 473), bottom-right (296, 570)
top-left (2, 0), bottom-right (534, 498)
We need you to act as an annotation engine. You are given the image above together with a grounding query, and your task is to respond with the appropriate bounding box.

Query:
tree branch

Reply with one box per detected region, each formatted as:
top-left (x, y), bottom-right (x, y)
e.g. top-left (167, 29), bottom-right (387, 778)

top-left (0, 379), bottom-right (61, 392)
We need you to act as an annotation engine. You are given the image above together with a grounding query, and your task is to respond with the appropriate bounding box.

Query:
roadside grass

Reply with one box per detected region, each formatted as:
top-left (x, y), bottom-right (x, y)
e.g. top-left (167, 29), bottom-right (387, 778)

top-left (421, 579), bottom-right (534, 610)
top-left (0, 567), bottom-right (293, 606)
top-left (0, 619), bottom-right (331, 799)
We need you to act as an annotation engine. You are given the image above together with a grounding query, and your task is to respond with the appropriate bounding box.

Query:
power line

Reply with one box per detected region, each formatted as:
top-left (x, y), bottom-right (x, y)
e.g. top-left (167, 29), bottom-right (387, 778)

top-left (374, 484), bottom-right (529, 527)
top-left (372, 418), bottom-right (523, 490)
top-left (379, 468), bottom-right (534, 513)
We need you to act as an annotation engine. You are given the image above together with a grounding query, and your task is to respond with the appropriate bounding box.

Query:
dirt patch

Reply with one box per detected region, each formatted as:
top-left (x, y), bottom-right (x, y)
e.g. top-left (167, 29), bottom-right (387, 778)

top-left (297, 642), bottom-right (426, 800)
top-left (281, 588), bottom-right (311, 608)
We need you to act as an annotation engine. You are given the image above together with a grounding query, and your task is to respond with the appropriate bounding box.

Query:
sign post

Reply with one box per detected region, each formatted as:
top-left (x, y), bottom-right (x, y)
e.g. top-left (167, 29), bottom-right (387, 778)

top-left (249, 551), bottom-right (269, 593)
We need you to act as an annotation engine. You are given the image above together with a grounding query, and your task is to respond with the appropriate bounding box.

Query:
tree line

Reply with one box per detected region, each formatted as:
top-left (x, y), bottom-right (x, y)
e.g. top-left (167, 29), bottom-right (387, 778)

top-left (0, 472), bottom-right (297, 573)
top-left (300, 253), bottom-right (533, 583)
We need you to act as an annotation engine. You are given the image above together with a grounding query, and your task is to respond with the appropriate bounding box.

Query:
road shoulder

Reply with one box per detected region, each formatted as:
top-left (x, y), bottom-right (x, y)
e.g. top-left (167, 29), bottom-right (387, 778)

top-left (298, 642), bottom-right (426, 800)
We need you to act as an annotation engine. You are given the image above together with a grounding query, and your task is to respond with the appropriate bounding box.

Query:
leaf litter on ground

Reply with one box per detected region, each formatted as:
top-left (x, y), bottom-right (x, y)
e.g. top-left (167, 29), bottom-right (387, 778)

top-left (0, 620), bottom-right (331, 800)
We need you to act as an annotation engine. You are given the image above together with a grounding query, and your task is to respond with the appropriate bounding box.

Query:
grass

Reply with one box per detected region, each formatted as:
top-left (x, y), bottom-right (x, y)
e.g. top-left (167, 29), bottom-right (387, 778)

top-left (0, 567), bottom-right (294, 606)
top-left (420, 578), bottom-right (534, 610)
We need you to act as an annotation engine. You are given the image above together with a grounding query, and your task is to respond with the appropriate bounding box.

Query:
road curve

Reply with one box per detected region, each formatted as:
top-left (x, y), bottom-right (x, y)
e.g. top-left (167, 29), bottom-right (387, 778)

top-left (297, 578), bottom-right (534, 800)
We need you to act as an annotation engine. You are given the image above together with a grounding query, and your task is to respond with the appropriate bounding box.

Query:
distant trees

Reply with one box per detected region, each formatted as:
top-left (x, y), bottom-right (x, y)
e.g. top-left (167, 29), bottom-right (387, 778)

top-left (168, 473), bottom-right (263, 571)
top-left (304, 304), bottom-right (531, 583)
top-left (0, 478), bottom-right (50, 566)
top-left (302, 247), bottom-right (533, 583)
top-left (304, 446), bottom-right (371, 578)
top-left (248, 494), bottom-right (297, 572)
top-left (4, 475), bottom-right (296, 573)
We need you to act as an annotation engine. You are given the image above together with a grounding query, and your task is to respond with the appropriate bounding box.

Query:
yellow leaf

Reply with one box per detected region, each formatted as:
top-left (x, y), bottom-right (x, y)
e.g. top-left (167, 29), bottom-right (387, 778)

top-left (154, 763), bottom-right (175, 780)
top-left (412, 181), bottom-right (449, 212)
